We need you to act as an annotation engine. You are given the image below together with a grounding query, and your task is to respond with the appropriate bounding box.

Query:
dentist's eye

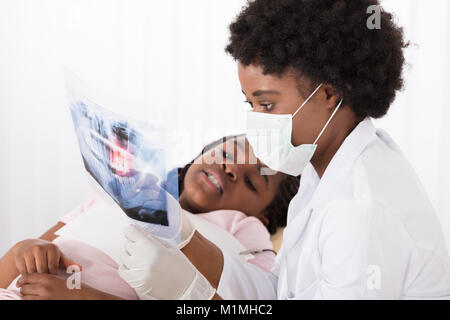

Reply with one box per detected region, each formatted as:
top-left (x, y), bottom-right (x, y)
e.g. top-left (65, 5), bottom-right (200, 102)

top-left (261, 103), bottom-right (274, 111)
top-left (245, 175), bottom-right (257, 193)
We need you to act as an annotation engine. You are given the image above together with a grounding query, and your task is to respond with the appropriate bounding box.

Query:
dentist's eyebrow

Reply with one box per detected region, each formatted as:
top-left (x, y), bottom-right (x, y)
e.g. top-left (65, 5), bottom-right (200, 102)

top-left (252, 90), bottom-right (281, 97)
top-left (241, 89), bottom-right (281, 97)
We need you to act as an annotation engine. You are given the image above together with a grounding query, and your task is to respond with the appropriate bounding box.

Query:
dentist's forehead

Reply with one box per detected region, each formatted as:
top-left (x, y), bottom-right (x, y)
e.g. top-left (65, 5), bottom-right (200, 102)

top-left (238, 63), bottom-right (315, 99)
top-left (238, 63), bottom-right (285, 92)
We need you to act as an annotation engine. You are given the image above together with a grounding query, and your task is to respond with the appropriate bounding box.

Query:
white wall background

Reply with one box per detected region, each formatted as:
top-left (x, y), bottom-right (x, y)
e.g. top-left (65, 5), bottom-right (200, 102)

top-left (0, 0), bottom-right (449, 256)
top-left (376, 0), bottom-right (450, 249)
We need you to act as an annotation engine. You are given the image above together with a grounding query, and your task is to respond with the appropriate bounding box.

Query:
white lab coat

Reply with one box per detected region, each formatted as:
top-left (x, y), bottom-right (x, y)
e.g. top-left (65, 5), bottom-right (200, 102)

top-left (217, 118), bottom-right (450, 299)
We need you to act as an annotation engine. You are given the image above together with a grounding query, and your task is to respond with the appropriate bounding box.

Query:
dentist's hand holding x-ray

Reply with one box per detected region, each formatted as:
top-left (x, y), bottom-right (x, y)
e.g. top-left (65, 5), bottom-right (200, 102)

top-left (118, 181), bottom-right (217, 300)
top-left (119, 224), bottom-right (216, 300)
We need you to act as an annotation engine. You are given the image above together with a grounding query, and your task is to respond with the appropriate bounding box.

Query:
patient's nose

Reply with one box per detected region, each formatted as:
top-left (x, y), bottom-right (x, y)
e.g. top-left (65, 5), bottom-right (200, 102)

top-left (222, 163), bottom-right (237, 182)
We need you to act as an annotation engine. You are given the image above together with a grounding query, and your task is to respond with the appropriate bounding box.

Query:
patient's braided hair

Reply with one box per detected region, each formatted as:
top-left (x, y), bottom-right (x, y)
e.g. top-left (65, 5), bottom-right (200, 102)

top-left (177, 135), bottom-right (300, 234)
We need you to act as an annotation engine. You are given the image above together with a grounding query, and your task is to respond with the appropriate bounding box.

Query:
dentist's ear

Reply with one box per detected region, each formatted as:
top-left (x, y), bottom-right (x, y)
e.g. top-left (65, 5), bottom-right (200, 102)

top-left (321, 84), bottom-right (342, 111)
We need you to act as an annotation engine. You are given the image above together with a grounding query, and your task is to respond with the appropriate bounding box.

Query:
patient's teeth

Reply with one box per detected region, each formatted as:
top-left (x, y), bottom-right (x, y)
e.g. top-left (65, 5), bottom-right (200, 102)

top-left (207, 174), bottom-right (221, 190)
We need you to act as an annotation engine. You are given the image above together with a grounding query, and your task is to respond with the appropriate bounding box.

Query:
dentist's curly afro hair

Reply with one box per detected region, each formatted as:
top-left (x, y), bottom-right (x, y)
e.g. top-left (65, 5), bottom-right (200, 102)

top-left (225, 0), bottom-right (409, 119)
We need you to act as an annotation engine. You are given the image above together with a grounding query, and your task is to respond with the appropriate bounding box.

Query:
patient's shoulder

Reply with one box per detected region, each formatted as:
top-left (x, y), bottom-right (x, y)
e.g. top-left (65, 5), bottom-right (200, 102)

top-left (197, 210), bottom-right (264, 234)
top-left (198, 210), bottom-right (272, 249)
top-left (198, 210), bottom-right (275, 272)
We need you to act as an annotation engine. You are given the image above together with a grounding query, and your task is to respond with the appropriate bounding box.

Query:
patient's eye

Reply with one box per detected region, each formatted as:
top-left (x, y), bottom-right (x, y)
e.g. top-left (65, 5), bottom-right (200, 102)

top-left (245, 175), bottom-right (257, 193)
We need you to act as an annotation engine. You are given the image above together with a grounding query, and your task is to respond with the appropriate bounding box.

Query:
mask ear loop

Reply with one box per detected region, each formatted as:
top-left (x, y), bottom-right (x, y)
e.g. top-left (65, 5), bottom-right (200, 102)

top-left (313, 98), bottom-right (343, 145)
top-left (292, 83), bottom-right (323, 119)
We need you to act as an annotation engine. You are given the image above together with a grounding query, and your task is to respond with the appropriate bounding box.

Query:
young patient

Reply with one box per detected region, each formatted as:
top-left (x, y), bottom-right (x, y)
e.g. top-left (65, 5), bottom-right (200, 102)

top-left (0, 135), bottom-right (300, 300)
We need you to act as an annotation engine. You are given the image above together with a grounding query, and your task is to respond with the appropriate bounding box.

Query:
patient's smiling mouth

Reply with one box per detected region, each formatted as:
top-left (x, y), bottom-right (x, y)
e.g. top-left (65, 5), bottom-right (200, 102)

top-left (200, 169), bottom-right (224, 194)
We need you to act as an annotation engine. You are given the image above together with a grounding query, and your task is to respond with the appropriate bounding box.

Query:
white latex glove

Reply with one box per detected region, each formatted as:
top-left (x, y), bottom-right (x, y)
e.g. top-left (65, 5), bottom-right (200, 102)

top-left (119, 224), bottom-right (216, 300)
top-left (177, 209), bottom-right (197, 249)
top-left (130, 184), bottom-right (196, 249)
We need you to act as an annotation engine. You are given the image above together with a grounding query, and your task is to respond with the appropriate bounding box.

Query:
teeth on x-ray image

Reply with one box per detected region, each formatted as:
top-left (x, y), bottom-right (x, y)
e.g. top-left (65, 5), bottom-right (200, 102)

top-left (69, 97), bottom-right (179, 228)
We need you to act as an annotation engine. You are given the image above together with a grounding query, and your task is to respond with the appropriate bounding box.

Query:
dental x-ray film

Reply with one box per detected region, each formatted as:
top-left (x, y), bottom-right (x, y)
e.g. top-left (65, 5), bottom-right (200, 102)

top-left (65, 72), bottom-right (180, 241)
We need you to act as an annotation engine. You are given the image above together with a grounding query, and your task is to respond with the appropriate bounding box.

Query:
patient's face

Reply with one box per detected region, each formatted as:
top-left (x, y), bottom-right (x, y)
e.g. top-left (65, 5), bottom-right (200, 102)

top-left (178, 137), bottom-right (285, 225)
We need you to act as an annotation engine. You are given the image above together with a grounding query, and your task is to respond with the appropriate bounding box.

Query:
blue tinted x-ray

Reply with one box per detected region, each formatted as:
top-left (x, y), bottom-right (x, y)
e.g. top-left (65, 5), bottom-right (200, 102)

top-left (67, 86), bottom-right (179, 230)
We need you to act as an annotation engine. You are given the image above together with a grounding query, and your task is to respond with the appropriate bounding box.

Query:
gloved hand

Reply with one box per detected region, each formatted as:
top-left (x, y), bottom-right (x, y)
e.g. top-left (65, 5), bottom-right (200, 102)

top-left (119, 224), bottom-right (216, 300)
top-left (116, 172), bottom-right (196, 249)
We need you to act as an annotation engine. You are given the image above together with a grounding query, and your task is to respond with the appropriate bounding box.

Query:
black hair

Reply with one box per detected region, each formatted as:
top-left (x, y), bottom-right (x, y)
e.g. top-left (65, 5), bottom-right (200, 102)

top-left (177, 135), bottom-right (300, 234)
top-left (225, 0), bottom-right (409, 119)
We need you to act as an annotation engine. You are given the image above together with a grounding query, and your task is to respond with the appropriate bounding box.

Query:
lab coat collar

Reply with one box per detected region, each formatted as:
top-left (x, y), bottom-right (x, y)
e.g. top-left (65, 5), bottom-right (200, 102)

top-left (283, 118), bottom-right (377, 248)
top-left (308, 117), bottom-right (377, 213)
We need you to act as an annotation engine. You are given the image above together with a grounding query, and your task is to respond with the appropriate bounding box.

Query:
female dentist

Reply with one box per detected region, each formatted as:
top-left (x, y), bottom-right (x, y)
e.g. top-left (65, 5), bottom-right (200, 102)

top-left (119, 0), bottom-right (450, 299)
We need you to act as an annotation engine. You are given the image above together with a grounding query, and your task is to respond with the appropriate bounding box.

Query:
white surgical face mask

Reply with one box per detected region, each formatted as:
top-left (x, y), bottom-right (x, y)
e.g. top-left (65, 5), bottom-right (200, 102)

top-left (246, 83), bottom-right (343, 176)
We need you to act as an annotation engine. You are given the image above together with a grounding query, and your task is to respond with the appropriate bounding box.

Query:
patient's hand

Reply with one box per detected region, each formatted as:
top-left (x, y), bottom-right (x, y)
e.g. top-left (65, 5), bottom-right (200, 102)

top-left (17, 273), bottom-right (78, 300)
top-left (12, 239), bottom-right (80, 275)
top-left (16, 273), bottom-right (122, 300)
